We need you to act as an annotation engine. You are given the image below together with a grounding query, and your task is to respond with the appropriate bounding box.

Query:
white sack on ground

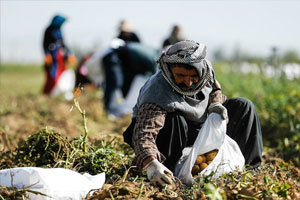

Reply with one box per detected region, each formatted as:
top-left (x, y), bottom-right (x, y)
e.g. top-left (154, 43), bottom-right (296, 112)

top-left (175, 113), bottom-right (245, 185)
top-left (0, 167), bottom-right (105, 200)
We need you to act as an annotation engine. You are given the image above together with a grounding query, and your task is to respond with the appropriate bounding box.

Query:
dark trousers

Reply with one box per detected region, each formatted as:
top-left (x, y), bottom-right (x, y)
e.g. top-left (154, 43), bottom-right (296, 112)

top-left (102, 50), bottom-right (144, 112)
top-left (123, 97), bottom-right (263, 172)
top-left (103, 52), bottom-right (124, 112)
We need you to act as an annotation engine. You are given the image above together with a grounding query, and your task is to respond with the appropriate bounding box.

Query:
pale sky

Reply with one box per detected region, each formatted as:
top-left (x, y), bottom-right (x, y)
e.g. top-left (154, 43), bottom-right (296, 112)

top-left (1, 0), bottom-right (300, 63)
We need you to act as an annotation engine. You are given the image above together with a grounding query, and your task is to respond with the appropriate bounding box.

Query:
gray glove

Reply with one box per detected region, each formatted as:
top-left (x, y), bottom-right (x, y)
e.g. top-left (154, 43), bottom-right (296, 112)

top-left (145, 159), bottom-right (174, 185)
top-left (208, 102), bottom-right (229, 123)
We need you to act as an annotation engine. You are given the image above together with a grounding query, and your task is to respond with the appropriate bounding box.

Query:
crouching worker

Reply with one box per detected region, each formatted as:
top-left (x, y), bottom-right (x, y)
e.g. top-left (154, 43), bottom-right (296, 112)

top-left (123, 40), bottom-right (263, 185)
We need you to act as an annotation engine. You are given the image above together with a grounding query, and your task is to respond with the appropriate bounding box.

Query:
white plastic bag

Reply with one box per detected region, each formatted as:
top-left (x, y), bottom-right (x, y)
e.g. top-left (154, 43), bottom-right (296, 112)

top-left (175, 113), bottom-right (245, 185)
top-left (85, 49), bottom-right (107, 86)
top-left (109, 74), bottom-right (149, 118)
top-left (0, 167), bottom-right (105, 200)
top-left (50, 69), bottom-right (75, 100)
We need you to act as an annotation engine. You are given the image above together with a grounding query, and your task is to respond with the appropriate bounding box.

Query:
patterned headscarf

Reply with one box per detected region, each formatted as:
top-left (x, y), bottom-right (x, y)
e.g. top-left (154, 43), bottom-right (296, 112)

top-left (157, 40), bottom-right (212, 96)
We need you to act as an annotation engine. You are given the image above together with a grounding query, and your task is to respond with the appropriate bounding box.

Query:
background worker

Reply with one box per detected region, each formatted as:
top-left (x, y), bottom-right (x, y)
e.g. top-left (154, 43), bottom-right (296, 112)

top-left (42, 14), bottom-right (76, 95)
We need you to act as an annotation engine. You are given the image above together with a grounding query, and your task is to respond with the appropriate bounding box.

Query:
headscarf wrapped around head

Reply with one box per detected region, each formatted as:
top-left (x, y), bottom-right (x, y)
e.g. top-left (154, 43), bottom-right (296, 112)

top-left (50, 15), bottom-right (66, 28)
top-left (157, 40), bottom-right (212, 96)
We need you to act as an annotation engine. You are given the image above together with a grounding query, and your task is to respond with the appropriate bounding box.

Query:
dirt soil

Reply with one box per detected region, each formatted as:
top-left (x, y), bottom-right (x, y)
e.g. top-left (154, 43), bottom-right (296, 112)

top-left (0, 90), bottom-right (130, 150)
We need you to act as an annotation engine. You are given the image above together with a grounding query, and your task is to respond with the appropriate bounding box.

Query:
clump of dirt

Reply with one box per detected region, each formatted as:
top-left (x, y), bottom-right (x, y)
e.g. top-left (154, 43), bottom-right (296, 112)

top-left (0, 185), bottom-right (48, 200)
top-left (86, 179), bottom-right (185, 200)
top-left (210, 154), bottom-right (300, 200)
top-left (0, 185), bottom-right (28, 200)
top-left (0, 151), bottom-right (16, 169)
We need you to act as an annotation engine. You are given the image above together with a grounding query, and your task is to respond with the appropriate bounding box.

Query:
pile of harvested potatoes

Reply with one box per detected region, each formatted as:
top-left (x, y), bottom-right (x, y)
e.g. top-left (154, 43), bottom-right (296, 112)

top-left (191, 149), bottom-right (218, 176)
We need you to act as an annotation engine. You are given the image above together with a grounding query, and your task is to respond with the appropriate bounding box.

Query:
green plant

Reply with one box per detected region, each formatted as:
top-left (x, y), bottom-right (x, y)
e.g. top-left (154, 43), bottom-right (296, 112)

top-left (73, 98), bottom-right (89, 152)
top-left (14, 128), bottom-right (71, 167)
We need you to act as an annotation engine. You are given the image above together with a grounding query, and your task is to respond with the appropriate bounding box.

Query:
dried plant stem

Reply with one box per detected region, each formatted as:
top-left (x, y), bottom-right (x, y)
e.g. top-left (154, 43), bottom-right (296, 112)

top-left (136, 182), bottom-right (144, 200)
top-left (73, 98), bottom-right (88, 152)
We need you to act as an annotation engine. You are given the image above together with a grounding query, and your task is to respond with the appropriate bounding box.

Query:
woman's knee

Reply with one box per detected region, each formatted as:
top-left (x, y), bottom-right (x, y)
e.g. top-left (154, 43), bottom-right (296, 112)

top-left (225, 97), bottom-right (255, 110)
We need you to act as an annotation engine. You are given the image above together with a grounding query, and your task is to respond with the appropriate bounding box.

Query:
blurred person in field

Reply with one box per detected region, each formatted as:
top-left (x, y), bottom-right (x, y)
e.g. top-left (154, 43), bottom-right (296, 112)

top-left (162, 24), bottom-right (185, 48)
top-left (102, 39), bottom-right (159, 119)
top-left (42, 14), bottom-right (76, 97)
top-left (117, 19), bottom-right (141, 43)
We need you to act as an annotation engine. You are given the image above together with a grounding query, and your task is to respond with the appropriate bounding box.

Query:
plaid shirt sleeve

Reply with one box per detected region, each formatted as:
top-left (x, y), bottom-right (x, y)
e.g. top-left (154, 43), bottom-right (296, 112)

top-left (132, 103), bottom-right (167, 170)
top-left (209, 79), bottom-right (227, 104)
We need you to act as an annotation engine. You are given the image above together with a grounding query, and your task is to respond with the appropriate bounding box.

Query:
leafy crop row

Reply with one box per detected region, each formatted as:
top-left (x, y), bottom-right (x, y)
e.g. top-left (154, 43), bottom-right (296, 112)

top-left (214, 62), bottom-right (300, 166)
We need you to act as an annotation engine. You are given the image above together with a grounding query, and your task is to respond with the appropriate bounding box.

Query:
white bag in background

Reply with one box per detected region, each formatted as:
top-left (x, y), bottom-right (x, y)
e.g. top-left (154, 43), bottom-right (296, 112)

top-left (109, 74), bottom-right (149, 118)
top-left (175, 113), bottom-right (245, 185)
top-left (85, 39), bottom-right (126, 87)
top-left (0, 167), bottom-right (105, 200)
top-left (85, 49), bottom-right (107, 86)
top-left (50, 69), bottom-right (75, 100)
